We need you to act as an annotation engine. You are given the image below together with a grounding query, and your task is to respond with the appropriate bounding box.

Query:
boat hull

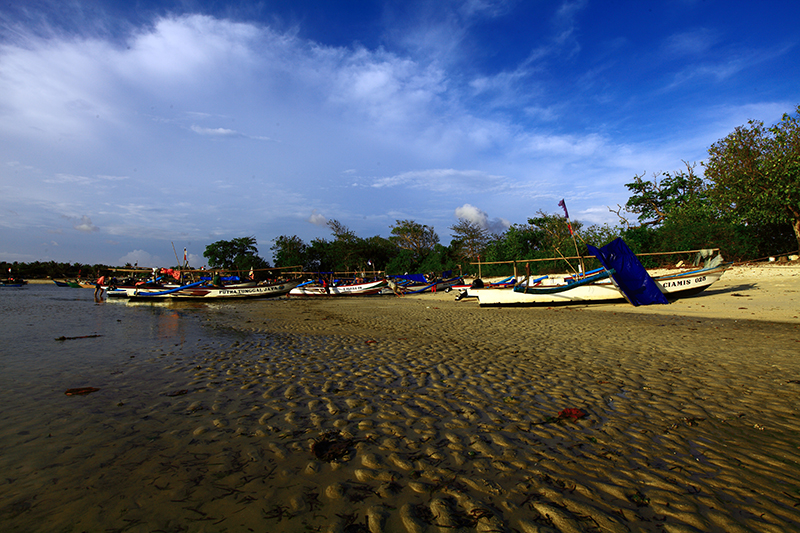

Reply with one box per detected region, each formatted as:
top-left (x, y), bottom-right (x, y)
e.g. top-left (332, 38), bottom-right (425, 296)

top-left (388, 276), bottom-right (463, 294)
top-left (467, 265), bottom-right (729, 307)
top-left (289, 279), bottom-right (387, 296)
top-left (126, 280), bottom-right (302, 300)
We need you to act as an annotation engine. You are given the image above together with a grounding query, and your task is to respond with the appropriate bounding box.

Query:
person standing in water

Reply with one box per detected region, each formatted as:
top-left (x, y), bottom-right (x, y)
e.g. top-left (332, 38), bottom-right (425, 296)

top-left (94, 275), bottom-right (105, 301)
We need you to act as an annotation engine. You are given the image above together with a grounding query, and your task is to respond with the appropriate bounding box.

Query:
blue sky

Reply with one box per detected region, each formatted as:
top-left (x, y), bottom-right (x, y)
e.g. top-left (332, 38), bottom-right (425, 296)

top-left (1, 0), bottom-right (798, 267)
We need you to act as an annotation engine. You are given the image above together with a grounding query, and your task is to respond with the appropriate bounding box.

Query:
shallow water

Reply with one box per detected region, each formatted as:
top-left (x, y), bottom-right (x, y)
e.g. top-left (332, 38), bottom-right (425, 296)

top-left (0, 284), bottom-right (206, 385)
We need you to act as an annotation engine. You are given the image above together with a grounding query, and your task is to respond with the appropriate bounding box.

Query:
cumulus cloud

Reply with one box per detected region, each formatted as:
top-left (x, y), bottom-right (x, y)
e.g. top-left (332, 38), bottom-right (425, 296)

top-left (118, 249), bottom-right (161, 267)
top-left (454, 204), bottom-right (510, 234)
top-left (73, 215), bottom-right (99, 232)
top-left (308, 211), bottom-right (326, 225)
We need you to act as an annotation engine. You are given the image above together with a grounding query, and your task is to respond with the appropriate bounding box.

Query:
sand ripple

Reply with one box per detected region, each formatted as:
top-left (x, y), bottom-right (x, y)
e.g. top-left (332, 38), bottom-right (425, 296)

top-left (1, 297), bottom-right (799, 532)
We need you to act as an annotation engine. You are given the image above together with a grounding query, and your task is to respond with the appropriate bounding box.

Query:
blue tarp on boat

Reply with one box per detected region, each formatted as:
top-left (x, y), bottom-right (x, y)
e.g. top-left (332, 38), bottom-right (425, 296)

top-left (587, 238), bottom-right (669, 306)
top-left (391, 274), bottom-right (428, 284)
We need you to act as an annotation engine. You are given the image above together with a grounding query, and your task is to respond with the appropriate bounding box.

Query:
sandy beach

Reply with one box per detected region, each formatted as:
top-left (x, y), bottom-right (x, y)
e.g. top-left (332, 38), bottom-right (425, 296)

top-left (1, 263), bottom-right (800, 532)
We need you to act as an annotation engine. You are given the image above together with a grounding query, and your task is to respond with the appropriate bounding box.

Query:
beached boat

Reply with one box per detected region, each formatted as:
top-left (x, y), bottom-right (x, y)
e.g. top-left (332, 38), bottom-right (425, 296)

top-left (387, 273), bottom-right (464, 294)
top-left (289, 279), bottom-right (388, 296)
top-left (463, 238), bottom-right (730, 307)
top-left (125, 279), bottom-right (303, 300)
top-left (53, 280), bottom-right (71, 287)
top-left (64, 280), bottom-right (93, 288)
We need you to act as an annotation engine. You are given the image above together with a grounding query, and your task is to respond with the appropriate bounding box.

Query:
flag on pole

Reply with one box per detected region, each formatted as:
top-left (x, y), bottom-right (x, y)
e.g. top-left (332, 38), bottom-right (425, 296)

top-left (558, 199), bottom-right (574, 236)
top-left (183, 248), bottom-right (187, 266)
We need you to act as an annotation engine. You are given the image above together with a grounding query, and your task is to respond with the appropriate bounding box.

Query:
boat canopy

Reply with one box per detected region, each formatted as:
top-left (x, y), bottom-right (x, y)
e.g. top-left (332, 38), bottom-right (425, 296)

top-left (391, 274), bottom-right (428, 284)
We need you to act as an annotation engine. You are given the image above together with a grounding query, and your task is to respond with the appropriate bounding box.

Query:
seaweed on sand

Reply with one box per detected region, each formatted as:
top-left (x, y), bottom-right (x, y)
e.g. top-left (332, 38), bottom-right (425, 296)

top-left (311, 432), bottom-right (354, 462)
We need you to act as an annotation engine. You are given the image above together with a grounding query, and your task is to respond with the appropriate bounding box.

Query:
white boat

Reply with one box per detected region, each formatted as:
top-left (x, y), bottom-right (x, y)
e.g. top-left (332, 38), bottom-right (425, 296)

top-left (289, 279), bottom-right (387, 296)
top-left (466, 263), bottom-right (729, 306)
top-left (126, 279), bottom-right (302, 300)
top-left (387, 274), bottom-right (464, 294)
top-left (463, 238), bottom-right (730, 307)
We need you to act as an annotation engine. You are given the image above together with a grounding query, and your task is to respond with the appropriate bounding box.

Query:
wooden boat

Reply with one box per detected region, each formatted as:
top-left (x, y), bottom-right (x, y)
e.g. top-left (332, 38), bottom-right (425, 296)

top-left (446, 276), bottom-right (516, 293)
top-left (125, 279), bottom-right (302, 300)
top-left (53, 280), bottom-right (71, 287)
top-left (65, 280), bottom-right (93, 288)
top-left (106, 284), bottom-right (179, 298)
top-left (289, 279), bottom-right (388, 296)
top-left (387, 274), bottom-right (464, 294)
top-left (1, 279), bottom-right (27, 287)
top-left (464, 238), bottom-right (730, 307)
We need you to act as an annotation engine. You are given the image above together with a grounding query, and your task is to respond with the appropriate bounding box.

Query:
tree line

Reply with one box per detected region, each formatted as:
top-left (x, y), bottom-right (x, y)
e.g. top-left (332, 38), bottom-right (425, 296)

top-left (1, 261), bottom-right (110, 281)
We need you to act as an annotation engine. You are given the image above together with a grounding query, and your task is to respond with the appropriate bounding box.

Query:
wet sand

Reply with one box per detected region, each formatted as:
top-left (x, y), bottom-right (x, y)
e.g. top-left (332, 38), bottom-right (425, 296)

top-left (2, 265), bottom-right (800, 532)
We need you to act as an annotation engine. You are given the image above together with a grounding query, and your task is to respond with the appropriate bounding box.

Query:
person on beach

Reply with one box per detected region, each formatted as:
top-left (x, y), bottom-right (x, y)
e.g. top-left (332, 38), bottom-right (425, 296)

top-left (94, 275), bottom-right (105, 301)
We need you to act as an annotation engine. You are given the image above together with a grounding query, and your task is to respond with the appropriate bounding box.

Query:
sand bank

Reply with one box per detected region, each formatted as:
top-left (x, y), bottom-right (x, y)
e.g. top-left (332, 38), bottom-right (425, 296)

top-left (1, 269), bottom-right (800, 532)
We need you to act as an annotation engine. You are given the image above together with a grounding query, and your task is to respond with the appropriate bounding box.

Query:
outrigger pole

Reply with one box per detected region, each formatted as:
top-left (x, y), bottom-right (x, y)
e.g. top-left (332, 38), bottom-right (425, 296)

top-left (558, 199), bottom-right (585, 275)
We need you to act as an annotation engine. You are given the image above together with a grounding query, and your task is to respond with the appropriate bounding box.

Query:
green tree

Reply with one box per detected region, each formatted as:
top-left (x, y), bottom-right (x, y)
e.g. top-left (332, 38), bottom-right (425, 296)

top-left (203, 236), bottom-right (269, 272)
top-left (449, 218), bottom-right (491, 262)
top-left (624, 162), bottom-right (708, 226)
top-left (704, 105), bottom-right (800, 251)
top-left (389, 220), bottom-right (439, 260)
top-left (271, 235), bottom-right (307, 268)
top-left (325, 219), bottom-right (360, 271)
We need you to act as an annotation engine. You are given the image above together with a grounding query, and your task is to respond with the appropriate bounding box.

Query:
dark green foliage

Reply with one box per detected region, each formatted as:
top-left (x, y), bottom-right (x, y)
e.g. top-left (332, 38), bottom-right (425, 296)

top-left (1, 260), bottom-right (109, 280)
top-left (704, 104), bottom-right (800, 250)
top-left (389, 220), bottom-right (439, 260)
top-left (384, 248), bottom-right (417, 275)
top-left (449, 218), bottom-right (491, 262)
top-left (203, 236), bottom-right (270, 272)
top-left (271, 235), bottom-right (307, 268)
top-left (624, 163), bottom-right (708, 226)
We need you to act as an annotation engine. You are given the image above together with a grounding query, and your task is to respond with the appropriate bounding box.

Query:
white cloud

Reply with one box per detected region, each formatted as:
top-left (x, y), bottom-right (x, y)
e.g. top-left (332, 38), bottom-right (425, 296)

top-left (662, 28), bottom-right (718, 58)
top-left (454, 204), bottom-right (510, 234)
top-left (46, 173), bottom-right (93, 185)
top-left (118, 249), bottom-right (161, 267)
top-left (191, 125), bottom-right (242, 137)
top-left (73, 215), bottom-right (99, 232)
top-left (371, 168), bottom-right (509, 194)
top-left (308, 211), bottom-right (326, 225)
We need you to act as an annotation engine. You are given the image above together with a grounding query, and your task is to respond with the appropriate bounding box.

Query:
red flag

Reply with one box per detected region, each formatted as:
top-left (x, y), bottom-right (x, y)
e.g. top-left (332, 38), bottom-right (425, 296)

top-left (183, 248), bottom-right (187, 265)
top-left (558, 199), bottom-right (569, 219)
top-left (558, 199), bottom-right (574, 236)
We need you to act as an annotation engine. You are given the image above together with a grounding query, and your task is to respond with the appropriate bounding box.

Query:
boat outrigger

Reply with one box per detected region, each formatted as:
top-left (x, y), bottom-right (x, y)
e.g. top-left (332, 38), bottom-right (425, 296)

top-left (462, 238), bottom-right (730, 307)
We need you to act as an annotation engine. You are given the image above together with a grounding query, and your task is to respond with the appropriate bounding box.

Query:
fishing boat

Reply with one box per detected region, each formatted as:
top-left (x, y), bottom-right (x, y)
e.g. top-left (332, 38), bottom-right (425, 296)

top-left (53, 280), bottom-right (71, 287)
top-left (105, 284), bottom-right (180, 298)
top-left (65, 280), bottom-right (93, 288)
top-left (289, 278), bottom-right (388, 296)
top-left (463, 238), bottom-right (730, 307)
top-left (387, 273), bottom-right (464, 294)
top-left (125, 278), bottom-right (303, 300)
top-left (1, 279), bottom-right (27, 287)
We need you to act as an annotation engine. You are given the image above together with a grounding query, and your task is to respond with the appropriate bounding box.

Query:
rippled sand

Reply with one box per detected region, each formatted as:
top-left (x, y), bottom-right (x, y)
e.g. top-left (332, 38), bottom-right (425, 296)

top-left (2, 284), bottom-right (800, 532)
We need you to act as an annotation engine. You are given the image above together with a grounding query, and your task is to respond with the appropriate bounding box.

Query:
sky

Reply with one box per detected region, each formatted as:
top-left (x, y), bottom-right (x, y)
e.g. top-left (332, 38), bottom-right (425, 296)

top-left (1, 0), bottom-right (798, 267)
